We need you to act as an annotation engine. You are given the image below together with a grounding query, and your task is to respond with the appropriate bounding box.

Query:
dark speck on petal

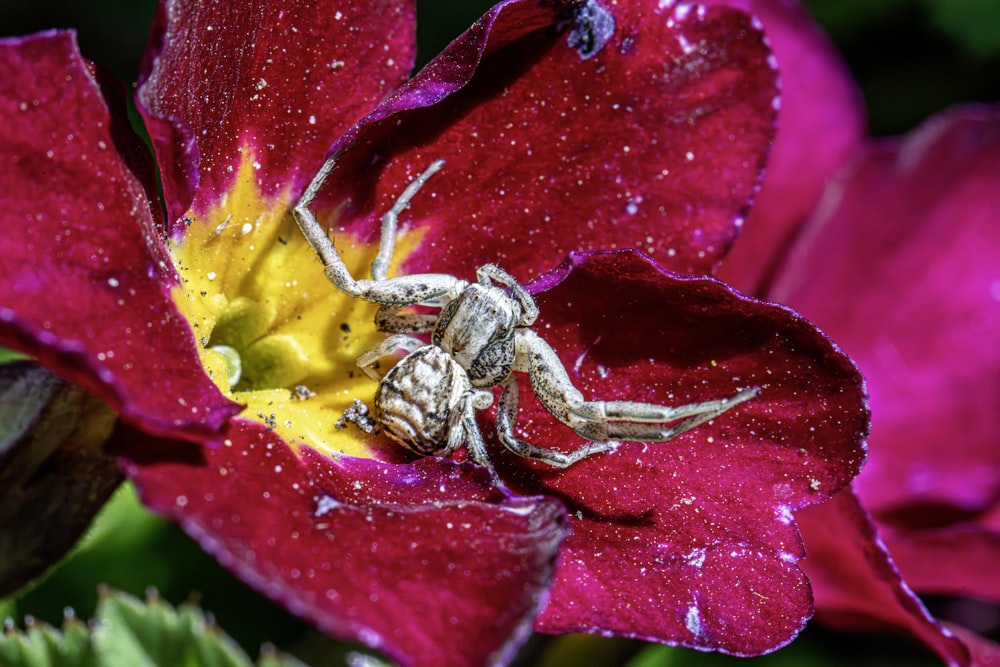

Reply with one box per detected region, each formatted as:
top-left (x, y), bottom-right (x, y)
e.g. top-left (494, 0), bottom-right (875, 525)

top-left (566, 0), bottom-right (615, 60)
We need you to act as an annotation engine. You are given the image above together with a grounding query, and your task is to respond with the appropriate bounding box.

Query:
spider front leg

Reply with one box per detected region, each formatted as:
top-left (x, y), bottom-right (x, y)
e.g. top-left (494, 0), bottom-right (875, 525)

top-left (371, 159), bottom-right (445, 282)
top-left (292, 155), bottom-right (365, 296)
top-left (293, 157), bottom-right (456, 305)
top-left (476, 264), bottom-right (539, 325)
top-left (513, 329), bottom-right (759, 445)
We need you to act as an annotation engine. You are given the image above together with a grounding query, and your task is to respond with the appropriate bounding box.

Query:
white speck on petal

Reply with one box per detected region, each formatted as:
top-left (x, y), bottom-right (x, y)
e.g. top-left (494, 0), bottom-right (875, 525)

top-left (686, 604), bottom-right (701, 637)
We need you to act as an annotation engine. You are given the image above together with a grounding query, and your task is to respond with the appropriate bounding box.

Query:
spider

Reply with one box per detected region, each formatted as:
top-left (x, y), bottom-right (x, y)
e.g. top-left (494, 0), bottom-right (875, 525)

top-left (292, 159), bottom-right (759, 472)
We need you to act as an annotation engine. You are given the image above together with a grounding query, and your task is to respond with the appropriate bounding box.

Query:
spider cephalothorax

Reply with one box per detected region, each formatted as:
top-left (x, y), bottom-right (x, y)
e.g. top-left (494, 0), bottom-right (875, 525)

top-left (293, 160), bottom-right (758, 473)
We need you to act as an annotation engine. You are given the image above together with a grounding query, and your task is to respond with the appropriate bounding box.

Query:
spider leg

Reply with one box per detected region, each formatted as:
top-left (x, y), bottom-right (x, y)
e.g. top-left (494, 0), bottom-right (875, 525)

top-left (439, 388), bottom-right (499, 480)
top-left (358, 160), bottom-right (475, 307)
top-left (374, 305), bottom-right (439, 334)
top-left (292, 155), bottom-right (363, 296)
top-left (476, 264), bottom-right (539, 325)
top-left (496, 378), bottom-right (619, 468)
top-left (514, 329), bottom-right (758, 443)
top-left (293, 157), bottom-right (459, 307)
top-left (371, 159), bottom-right (445, 282)
top-left (453, 389), bottom-right (496, 472)
top-left (355, 334), bottom-right (426, 381)
top-left (598, 389), bottom-right (760, 441)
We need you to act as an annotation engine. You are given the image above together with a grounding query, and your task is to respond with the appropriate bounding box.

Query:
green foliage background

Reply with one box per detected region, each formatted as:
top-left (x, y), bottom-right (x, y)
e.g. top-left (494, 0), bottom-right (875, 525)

top-left (2, 0), bottom-right (999, 665)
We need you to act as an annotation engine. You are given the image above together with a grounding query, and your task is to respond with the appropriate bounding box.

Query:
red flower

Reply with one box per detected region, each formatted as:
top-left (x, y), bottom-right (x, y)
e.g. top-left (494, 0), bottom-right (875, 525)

top-left (0, 1), bottom-right (867, 665)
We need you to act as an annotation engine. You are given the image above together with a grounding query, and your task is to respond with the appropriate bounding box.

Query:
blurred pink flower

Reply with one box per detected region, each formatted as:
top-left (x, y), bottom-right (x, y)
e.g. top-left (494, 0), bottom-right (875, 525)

top-left (715, 2), bottom-right (1000, 662)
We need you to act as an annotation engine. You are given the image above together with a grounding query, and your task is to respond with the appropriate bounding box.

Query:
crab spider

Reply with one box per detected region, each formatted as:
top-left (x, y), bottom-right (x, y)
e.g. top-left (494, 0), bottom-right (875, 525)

top-left (292, 159), bottom-right (759, 471)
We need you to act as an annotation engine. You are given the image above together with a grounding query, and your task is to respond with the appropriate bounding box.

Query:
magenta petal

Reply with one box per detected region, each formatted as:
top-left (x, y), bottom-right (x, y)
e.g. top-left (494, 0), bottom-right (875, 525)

top-left (947, 625), bottom-right (1000, 666)
top-left (881, 524), bottom-right (1000, 601)
top-left (488, 250), bottom-right (867, 654)
top-left (769, 106), bottom-right (1000, 516)
top-left (0, 31), bottom-right (238, 436)
top-left (319, 0), bottom-right (779, 277)
top-left (137, 0), bottom-right (417, 227)
top-left (121, 420), bottom-right (569, 667)
top-left (711, 0), bottom-right (866, 295)
top-left (797, 488), bottom-right (974, 666)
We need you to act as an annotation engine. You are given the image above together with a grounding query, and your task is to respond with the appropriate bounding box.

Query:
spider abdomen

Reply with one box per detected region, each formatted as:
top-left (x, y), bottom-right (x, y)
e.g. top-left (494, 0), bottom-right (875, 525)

top-left (374, 346), bottom-right (470, 456)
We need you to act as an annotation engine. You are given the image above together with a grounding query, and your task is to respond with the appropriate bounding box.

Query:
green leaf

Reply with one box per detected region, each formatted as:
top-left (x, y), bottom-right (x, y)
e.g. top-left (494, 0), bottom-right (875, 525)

top-left (624, 633), bottom-right (838, 667)
top-left (535, 634), bottom-right (639, 667)
top-left (921, 0), bottom-right (1000, 59)
top-left (0, 613), bottom-right (98, 667)
top-left (800, 0), bottom-right (911, 38)
top-left (0, 589), bottom-right (307, 667)
top-left (0, 346), bottom-right (30, 365)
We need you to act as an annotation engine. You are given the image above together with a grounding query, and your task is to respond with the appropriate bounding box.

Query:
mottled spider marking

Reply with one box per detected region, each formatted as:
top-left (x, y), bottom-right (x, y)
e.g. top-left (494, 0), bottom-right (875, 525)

top-left (375, 346), bottom-right (470, 456)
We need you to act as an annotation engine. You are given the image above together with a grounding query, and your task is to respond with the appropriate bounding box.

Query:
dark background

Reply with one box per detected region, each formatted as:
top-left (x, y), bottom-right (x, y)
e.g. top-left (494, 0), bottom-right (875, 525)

top-left (2, 1), bottom-right (998, 665)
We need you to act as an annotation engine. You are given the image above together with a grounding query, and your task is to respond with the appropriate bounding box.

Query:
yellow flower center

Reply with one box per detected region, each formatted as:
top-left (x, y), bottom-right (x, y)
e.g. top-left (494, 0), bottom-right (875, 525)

top-left (169, 151), bottom-right (424, 458)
